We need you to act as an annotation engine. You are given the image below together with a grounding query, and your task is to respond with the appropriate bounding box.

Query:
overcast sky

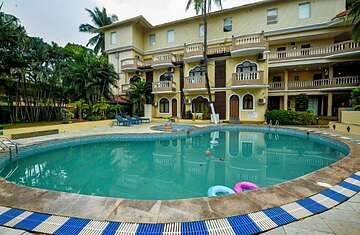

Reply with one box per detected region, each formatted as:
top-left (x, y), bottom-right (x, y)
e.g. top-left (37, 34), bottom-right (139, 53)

top-left (2, 0), bottom-right (260, 47)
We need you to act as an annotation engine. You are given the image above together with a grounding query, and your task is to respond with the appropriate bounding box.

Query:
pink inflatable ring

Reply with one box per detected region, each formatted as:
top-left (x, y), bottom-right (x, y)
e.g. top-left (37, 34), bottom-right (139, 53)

top-left (234, 182), bottom-right (259, 193)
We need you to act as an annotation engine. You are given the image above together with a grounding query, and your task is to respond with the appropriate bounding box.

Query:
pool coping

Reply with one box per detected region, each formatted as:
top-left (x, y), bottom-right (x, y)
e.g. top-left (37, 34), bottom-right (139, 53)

top-left (0, 125), bottom-right (359, 226)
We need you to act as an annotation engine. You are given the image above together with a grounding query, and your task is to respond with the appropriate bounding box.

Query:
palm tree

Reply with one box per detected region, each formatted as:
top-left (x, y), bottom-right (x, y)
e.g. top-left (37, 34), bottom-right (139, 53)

top-left (127, 80), bottom-right (152, 115)
top-left (186, 0), bottom-right (222, 124)
top-left (79, 7), bottom-right (118, 54)
top-left (348, 0), bottom-right (360, 41)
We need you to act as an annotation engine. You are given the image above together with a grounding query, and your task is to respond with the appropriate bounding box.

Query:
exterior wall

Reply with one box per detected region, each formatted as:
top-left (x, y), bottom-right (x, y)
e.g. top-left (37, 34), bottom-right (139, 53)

top-left (342, 111), bottom-right (360, 125)
top-left (105, 24), bottom-right (133, 51)
top-left (154, 93), bottom-right (181, 118)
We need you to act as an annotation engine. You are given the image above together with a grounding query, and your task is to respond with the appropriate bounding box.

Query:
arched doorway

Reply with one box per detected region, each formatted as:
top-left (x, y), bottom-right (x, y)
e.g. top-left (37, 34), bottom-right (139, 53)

top-left (172, 99), bottom-right (177, 118)
top-left (230, 95), bottom-right (240, 121)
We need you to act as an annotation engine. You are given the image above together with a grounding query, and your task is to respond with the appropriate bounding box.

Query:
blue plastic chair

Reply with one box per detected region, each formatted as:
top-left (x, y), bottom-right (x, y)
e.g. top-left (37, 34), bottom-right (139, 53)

top-left (115, 115), bottom-right (131, 126)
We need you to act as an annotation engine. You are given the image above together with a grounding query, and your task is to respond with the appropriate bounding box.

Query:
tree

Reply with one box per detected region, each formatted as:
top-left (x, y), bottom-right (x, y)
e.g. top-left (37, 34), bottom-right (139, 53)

top-left (79, 7), bottom-right (118, 54)
top-left (348, 0), bottom-right (360, 41)
top-left (186, 0), bottom-right (222, 124)
top-left (127, 80), bottom-right (152, 115)
top-left (351, 88), bottom-right (360, 110)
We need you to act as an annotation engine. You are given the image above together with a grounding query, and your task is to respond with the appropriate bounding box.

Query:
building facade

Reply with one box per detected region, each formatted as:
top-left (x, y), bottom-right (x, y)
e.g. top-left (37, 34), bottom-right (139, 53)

top-left (102, 0), bottom-right (360, 123)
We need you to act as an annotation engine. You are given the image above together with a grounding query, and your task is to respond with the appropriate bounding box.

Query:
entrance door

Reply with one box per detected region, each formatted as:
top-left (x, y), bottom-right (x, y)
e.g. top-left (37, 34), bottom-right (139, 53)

top-left (172, 99), bottom-right (177, 118)
top-left (214, 92), bottom-right (226, 120)
top-left (230, 95), bottom-right (240, 121)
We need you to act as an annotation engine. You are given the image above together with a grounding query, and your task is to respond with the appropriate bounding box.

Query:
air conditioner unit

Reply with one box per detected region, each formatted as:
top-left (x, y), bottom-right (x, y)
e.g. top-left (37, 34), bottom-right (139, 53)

top-left (256, 53), bottom-right (265, 61)
top-left (258, 98), bottom-right (267, 105)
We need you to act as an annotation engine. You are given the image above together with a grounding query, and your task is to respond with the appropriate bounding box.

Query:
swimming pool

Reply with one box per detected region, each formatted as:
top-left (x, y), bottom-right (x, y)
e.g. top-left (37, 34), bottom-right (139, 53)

top-left (0, 126), bottom-right (349, 200)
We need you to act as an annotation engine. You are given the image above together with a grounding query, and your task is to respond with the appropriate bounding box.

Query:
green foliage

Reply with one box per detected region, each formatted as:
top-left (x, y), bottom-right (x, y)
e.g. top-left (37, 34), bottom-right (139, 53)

top-left (347, 0), bottom-right (360, 41)
top-left (185, 111), bottom-right (193, 120)
top-left (92, 97), bottom-right (110, 119)
top-left (62, 109), bottom-right (74, 123)
top-left (265, 110), bottom-right (316, 126)
top-left (295, 94), bottom-right (309, 111)
top-left (202, 106), bottom-right (211, 120)
top-left (351, 88), bottom-right (360, 110)
top-left (127, 80), bottom-right (152, 116)
top-left (79, 7), bottom-right (118, 54)
top-left (0, 7), bottom-right (119, 123)
top-left (108, 104), bottom-right (125, 119)
top-left (86, 115), bottom-right (102, 121)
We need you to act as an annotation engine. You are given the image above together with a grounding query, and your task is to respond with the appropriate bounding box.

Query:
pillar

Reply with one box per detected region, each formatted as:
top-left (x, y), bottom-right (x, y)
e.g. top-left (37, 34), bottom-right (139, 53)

top-left (328, 64), bottom-right (334, 79)
top-left (327, 93), bottom-right (333, 117)
top-left (284, 95), bottom-right (288, 110)
top-left (284, 70), bottom-right (289, 90)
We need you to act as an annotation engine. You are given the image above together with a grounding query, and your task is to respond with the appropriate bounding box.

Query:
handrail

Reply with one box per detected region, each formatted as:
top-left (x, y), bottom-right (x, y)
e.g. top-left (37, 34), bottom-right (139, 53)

top-left (0, 136), bottom-right (19, 158)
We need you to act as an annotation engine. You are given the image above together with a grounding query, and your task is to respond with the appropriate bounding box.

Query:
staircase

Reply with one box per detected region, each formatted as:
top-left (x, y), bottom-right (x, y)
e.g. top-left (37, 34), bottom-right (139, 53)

top-left (0, 137), bottom-right (19, 158)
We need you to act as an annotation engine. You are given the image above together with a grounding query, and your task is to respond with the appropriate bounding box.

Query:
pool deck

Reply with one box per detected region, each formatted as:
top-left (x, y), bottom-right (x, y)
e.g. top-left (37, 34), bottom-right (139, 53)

top-left (0, 124), bottom-right (359, 234)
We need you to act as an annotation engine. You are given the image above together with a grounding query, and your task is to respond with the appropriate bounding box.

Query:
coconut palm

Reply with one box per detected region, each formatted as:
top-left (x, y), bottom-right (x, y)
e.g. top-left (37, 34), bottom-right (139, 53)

top-left (348, 0), bottom-right (360, 41)
top-left (186, 0), bottom-right (222, 124)
top-left (127, 80), bottom-right (152, 115)
top-left (79, 7), bottom-right (118, 54)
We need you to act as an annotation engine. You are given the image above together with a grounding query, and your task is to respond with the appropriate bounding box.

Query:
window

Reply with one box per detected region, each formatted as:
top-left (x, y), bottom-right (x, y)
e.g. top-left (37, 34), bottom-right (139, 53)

top-left (243, 94), bottom-right (254, 110)
top-left (299, 2), bottom-right (310, 19)
top-left (267, 8), bottom-right (278, 24)
top-left (189, 66), bottom-right (205, 77)
top-left (199, 24), bottom-right (205, 37)
top-left (236, 61), bottom-right (258, 73)
top-left (192, 97), bottom-right (208, 113)
top-left (223, 17), bottom-right (232, 32)
top-left (159, 98), bottom-right (169, 113)
top-left (110, 32), bottom-right (117, 45)
top-left (167, 30), bottom-right (175, 43)
top-left (149, 34), bottom-right (156, 46)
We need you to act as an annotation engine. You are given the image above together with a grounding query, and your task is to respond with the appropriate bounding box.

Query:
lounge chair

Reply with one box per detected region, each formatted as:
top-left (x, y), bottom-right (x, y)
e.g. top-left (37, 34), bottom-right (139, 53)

top-left (126, 116), bottom-right (141, 125)
top-left (115, 115), bottom-right (131, 126)
top-left (134, 115), bottom-right (151, 124)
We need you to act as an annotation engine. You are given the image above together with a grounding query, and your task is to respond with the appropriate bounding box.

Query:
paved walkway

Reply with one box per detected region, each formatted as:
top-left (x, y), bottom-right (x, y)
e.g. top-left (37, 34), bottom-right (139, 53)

top-left (265, 193), bottom-right (360, 235)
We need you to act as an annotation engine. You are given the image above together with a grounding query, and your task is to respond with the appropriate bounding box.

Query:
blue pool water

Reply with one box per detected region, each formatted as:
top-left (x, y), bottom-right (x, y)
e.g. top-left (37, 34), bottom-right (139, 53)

top-left (0, 127), bottom-right (349, 200)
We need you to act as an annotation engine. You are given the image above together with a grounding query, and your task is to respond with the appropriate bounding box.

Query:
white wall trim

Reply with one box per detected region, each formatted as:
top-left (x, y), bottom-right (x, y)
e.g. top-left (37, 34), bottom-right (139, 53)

top-left (228, 94), bottom-right (242, 120)
top-left (158, 97), bottom-right (171, 115)
top-left (190, 95), bottom-right (209, 113)
top-left (242, 93), bottom-right (256, 112)
top-left (234, 60), bottom-right (259, 73)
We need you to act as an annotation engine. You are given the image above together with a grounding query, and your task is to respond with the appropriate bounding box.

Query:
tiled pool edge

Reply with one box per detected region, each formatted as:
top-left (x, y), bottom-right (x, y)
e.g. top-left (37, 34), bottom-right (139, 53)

top-left (0, 172), bottom-right (358, 235)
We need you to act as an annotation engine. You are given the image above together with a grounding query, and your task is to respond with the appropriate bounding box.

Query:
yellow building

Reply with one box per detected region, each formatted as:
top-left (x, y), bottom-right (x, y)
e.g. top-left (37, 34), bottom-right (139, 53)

top-left (102, 0), bottom-right (360, 123)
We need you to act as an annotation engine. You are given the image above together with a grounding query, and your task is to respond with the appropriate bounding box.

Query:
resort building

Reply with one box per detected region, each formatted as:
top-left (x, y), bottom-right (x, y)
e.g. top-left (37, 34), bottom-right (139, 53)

top-left (102, 0), bottom-right (360, 123)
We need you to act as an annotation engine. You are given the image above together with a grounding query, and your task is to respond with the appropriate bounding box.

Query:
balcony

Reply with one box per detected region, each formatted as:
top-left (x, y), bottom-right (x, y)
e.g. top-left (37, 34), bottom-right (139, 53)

top-left (121, 58), bottom-right (144, 72)
top-left (184, 43), bottom-right (204, 62)
top-left (184, 75), bottom-right (207, 90)
top-left (231, 71), bottom-right (265, 87)
top-left (269, 76), bottom-right (360, 91)
top-left (183, 43), bottom-right (230, 62)
top-left (268, 40), bottom-right (360, 62)
top-left (231, 34), bottom-right (267, 57)
top-left (152, 54), bottom-right (175, 69)
top-left (152, 81), bottom-right (177, 93)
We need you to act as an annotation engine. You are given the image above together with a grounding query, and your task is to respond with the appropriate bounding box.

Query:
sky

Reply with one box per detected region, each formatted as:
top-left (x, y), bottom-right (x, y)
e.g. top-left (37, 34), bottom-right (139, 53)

top-left (2, 0), bottom-right (260, 47)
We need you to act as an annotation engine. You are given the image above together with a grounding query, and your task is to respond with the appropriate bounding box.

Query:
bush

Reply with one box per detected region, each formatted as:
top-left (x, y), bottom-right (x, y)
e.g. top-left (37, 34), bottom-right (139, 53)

top-left (86, 115), bottom-right (102, 121)
top-left (202, 107), bottom-right (211, 120)
top-left (265, 110), bottom-right (316, 125)
top-left (184, 111), bottom-right (193, 120)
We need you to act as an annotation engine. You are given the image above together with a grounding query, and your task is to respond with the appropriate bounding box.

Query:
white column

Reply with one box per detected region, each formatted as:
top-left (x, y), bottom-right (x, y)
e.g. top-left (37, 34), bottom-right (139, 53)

top-left (327, 93), bottom-right (333, 117)
top-left (284, 95), bottom-right (288, 110)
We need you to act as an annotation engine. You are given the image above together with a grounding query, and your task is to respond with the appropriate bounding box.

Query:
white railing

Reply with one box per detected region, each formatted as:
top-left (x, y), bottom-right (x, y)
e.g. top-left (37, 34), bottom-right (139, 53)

top-left (121, 58), bottom-right (143, 68)
top-left (333, 76), bottom-right (360, 86)
top-left (269, 40), bottom-right (360, 60)
top-left (153, 54), bottom-right (174, 64)
top-left (269, 82), bottom-right (284, 89)
top-left (185, 43), bottom-right (204, 54)
top-left (186, 75), bottom-right (205, 84)
top-left (288, 79), bottom-right (332, 89)
top-left (153, 81), bottom-right (176, 89)
top-left (233, 71), bottom-right (261, 81)
top-left (233, 34), bottom-right (262, 46)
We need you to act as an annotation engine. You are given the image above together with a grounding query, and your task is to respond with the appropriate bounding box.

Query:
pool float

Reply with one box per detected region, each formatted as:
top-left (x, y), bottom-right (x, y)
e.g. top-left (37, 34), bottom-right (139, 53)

top-left (234, 182), bottom-right (259, 193)
top-left (208, 185), bottom-right (235, 197)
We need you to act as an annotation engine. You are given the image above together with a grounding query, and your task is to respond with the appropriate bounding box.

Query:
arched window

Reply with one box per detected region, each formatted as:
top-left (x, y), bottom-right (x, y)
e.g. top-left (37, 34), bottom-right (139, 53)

top-left (243, 94), bottom-right (254, 110)
top-left (130, 76), bottom-right (141, 84)
top-left (159, 72), bottom-right (173, 82)
top-left (159, 98), bottom-right (169, 113)
top-left (189, 66), bottom-right (205, 77)
top-left (236, 61), bottom-right (258, 73)
top-left (192, 96), bottom-right (209, 113)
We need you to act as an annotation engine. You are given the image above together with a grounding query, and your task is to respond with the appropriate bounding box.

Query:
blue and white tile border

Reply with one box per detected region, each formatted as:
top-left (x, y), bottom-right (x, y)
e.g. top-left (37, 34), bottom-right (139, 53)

top-left (0, 171), bottom-right (358, 235)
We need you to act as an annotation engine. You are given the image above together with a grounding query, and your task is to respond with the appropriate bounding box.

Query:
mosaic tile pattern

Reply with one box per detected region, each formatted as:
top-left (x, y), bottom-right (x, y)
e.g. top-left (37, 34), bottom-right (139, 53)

top-left (0, 172), bottom-right (357, 235)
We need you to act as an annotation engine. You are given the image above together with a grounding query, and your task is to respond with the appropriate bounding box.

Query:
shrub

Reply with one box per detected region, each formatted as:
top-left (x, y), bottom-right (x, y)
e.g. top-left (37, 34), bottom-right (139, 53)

top-left (184, 111), bottom-right (193, 119)
top-left (351, 88), bottom-right (360, 110)
top-left (265, 109), bottom-right (316, 125)
top-left (86, 115), bottom-right (102, 121)
top-left (107, 105), bottom-right (125, 119)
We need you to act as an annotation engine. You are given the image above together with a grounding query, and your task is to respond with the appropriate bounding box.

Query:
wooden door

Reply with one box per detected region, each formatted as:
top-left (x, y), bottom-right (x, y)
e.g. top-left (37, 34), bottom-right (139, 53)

top-left (215, 60), bottom-right (226, 88)
top-left (172, 99), bottom-right (178, 117)
top-left (214, 92), bottom-right (226, 120)
top-left (230, 95), bottom-right (240, 120)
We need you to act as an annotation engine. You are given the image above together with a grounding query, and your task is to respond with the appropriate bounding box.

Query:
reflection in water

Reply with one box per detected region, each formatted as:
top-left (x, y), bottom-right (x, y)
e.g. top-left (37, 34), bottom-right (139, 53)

top-left (0, 131), bottom-right (346, 200)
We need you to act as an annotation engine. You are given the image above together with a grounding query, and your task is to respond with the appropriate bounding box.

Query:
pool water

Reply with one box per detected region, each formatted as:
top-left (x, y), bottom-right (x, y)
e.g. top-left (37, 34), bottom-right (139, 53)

top-left (0, 128), bottom-right (348, 200)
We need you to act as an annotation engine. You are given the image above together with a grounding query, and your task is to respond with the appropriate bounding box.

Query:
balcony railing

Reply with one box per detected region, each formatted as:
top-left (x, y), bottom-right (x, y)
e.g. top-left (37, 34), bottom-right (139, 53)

top-left (152, 54), bottom-right (175, 68)
top-left (268, 40), bottom-right (360, 61)
top-left (121, 58), bottom-right (143, 71)
top-left (231, 34), bottom-right (267, 53)
top-left (152, 81), bottom-right (176, 93)
top-left (184, 43), bottom-right (230, 61)
top-left (269, 76), bottom-right (360, 90)
top-left (232, 71), bottom-right (265, 86)
top-left (184, 75), bottom-right (207, 89)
